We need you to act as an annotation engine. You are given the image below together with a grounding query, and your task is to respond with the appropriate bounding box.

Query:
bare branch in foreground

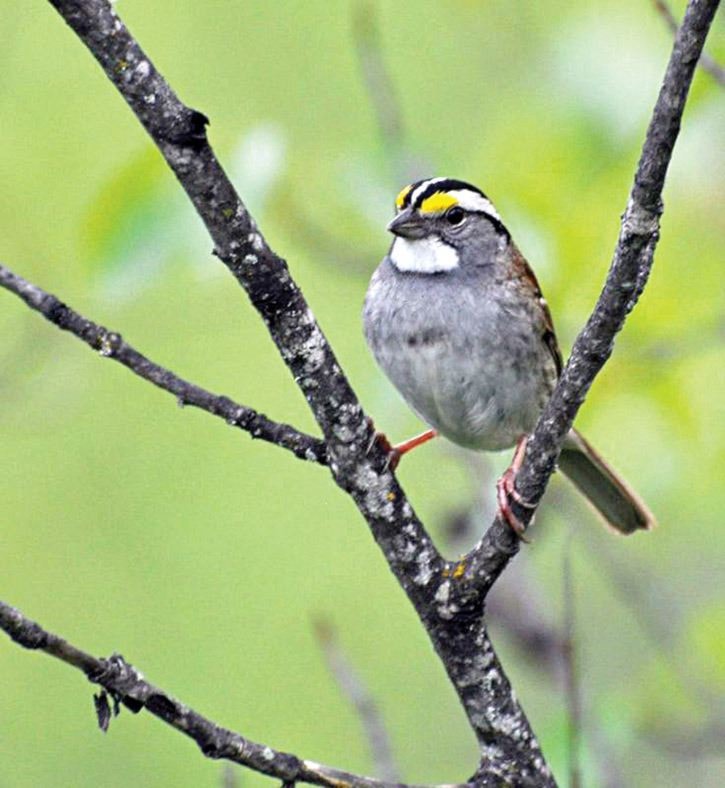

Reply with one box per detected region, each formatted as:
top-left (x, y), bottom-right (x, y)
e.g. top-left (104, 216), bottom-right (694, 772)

top-left (44, 1), bottom-right (552, 782)
top-left (653, 0), bottom-right (725, 86)
top-left (0, 600), bottom-right (428, 788)
top-left (0, 0), bottom-right (712, 784)
top-left (0, 263), bottom-right (328, 466)
top-left (314, 619), bottom-right (400, 782)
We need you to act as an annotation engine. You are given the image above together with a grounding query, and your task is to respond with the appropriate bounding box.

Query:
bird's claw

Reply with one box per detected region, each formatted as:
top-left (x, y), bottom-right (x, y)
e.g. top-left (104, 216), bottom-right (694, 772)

top-left (365, 418), bottom-right (401, 471)
top-left (496, 467), bottom-right (535, 542)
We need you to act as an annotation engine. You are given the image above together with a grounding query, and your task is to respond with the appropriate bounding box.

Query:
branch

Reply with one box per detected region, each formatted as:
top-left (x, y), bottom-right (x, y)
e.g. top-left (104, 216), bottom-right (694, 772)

top-left (42, 0), bottom-right (440, 612)
top-left (462, 0), bottom-right (721, 593)
top-left (654, 0), bottom-right (725, 86)
top-left (0, 600), bottom-right (425, 788)
top-left (0, 263), bottom-right (328, 466)
top-left (6, 0), bottom-right (711, 784)
top-left (43, 1), bottom-right (551, 782)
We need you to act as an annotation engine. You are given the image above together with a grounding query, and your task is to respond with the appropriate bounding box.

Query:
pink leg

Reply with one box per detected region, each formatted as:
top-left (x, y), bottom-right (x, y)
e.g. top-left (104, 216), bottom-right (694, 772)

top-left (367, 422), bottom-right (437, 471)
top-left (393, 429), bottom-right (438, 457)
top-left (496, 436), bottom-right (535, 539)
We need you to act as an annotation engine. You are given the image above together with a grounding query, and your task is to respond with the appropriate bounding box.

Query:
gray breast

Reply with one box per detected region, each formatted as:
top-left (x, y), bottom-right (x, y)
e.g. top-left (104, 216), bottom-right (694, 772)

top-left (363, 258), bottom-right (554, 451)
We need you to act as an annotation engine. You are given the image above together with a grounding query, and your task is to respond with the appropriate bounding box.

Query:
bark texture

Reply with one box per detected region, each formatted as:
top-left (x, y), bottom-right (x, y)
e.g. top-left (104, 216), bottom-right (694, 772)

top-left (0, 0), bottom-right (717, 785)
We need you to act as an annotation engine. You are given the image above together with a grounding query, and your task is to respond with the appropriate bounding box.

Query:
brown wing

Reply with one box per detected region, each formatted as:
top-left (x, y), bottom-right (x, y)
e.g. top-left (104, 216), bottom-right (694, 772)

top-left (510, 244), bottom-right (563, 377)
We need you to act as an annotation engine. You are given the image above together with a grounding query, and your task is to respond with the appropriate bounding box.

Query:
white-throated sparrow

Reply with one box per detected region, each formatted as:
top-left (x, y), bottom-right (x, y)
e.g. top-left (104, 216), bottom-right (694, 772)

top-left (363, 177), bottom-right (655, 535)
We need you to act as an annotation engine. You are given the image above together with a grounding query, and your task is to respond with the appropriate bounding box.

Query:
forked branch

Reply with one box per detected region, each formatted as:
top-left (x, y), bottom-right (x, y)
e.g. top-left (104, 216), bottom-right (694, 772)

top-left (41, 1), bottom-right (550, 781)
top-left (0, 0), bottom-right (718, 785)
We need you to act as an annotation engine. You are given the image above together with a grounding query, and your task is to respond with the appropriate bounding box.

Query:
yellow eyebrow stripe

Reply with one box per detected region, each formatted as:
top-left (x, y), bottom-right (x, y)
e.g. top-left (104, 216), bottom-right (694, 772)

top-left (419, 192), bottom-right (458, 214)
top-left (395, 184), bottom-right (413, 209)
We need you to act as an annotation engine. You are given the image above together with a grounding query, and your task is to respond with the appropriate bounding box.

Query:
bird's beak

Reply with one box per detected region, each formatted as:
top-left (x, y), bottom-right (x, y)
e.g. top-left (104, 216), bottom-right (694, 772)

top-left (387, 208), bottom-right (426, 240)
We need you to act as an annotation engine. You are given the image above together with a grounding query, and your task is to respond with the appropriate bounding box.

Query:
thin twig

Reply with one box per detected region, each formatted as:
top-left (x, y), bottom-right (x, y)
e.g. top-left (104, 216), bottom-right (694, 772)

top-left (351, 2), bottom-right (432, 183)
top-left (562, 536), bottom-right (582, 788)
top-left (653, 0), bottom-right (725, 86)
top-left (0, 263), bottom-right (328, 466)
top-left (486, 554), bottom-right (566, 676)
top-left (313, 619), bottom-right (400, 782)
top-left (487, 537), bottom-right (628, 788)
top-left (221, 764), bottom-right (239, 788)
top-left (589, 726), bottom-right (628, 788)
top-left (352, 1), bottom-right (404, 150)
top-left (643, 718), bottom-right (725, 757)
top-left (0, 600), bottom-right (430, 788)
top-left (273, 191), bottom-right (374, 278)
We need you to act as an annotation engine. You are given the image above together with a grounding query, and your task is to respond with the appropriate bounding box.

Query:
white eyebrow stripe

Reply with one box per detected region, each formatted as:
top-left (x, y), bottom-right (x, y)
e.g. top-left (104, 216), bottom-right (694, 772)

top-left (410, 177), bottom-right (446, 207)
top-left (447, 189), bottom-right (501, 220)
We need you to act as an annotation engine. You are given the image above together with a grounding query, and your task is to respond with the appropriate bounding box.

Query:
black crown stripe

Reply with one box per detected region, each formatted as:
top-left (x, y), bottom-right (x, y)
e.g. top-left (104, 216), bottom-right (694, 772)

top-left (410, 178), bottom-right (490, 209)
top-left (399, 178), bottom-right (429, 209)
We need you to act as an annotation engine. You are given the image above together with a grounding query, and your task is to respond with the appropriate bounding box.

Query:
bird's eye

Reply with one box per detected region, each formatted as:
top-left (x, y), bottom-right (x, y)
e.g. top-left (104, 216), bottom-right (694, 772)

top-left (446, 206), bottom-right (465, 226)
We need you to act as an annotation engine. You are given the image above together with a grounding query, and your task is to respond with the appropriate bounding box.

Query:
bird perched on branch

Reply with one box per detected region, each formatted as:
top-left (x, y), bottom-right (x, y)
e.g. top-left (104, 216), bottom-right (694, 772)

top-left (363, 177), bottom-right (655, 535)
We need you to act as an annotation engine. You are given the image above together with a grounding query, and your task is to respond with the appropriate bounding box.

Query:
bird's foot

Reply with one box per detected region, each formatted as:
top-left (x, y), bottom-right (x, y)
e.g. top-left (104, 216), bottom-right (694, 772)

top-left (496, 469), bottom-right (535, 541)
top-left (365, 419), bottom-right (400, 471)
top-left (365, 418), bottom-right (437, 472)
top-left (496, 436), bottom-right (536, 541)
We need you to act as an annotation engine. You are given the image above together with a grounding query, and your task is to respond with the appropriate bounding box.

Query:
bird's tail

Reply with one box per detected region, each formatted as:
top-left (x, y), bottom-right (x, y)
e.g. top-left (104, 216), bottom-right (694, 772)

top-left (558, 429), bottom-right (656, 534)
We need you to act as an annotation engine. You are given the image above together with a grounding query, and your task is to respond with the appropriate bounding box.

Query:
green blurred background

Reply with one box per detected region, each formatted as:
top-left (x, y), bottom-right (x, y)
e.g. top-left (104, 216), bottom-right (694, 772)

top-left (1, 1), bottom-right (723, 786)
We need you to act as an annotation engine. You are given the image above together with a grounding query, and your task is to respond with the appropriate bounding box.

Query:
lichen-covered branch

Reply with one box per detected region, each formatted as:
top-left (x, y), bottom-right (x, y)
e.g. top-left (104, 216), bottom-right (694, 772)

top-left (0, 263), bottom-right (327, 465)
top-left (43, 0), bottom-right (445, 635)
top-left (462, 0), bottom-right (721, 594)
top-left (38, 0), bottom-right (551, 782)
top-left (0, 600), bottom-right (422, 788)
top-left (1, 0), bottom-right (712, 784)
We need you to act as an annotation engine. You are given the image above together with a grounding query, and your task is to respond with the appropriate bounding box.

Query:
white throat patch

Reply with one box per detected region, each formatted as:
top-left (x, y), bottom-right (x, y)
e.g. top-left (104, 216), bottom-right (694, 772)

top-left (389, 236), bottom-right (459, 273)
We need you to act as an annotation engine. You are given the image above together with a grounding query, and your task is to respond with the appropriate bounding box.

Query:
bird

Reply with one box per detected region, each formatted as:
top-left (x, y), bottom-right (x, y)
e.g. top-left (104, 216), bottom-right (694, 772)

top-left (363, 177), bottom-right (656, 535)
